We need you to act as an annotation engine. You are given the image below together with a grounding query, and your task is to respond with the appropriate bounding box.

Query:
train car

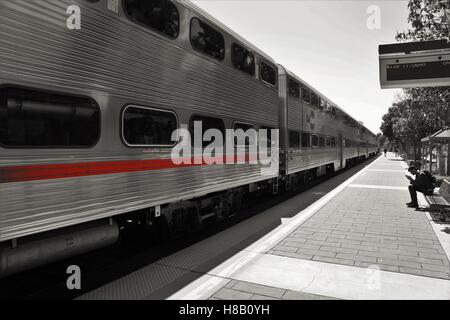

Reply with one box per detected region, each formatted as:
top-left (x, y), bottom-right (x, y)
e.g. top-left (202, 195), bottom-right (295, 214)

top-left (0, 0), bottom-right (282, 276)
top-left (279, 67), bottom-right (344, 186)
top-left (0, 0), bottom-right (378, 277)
top-left (278, 67), bottom-right (378, 190)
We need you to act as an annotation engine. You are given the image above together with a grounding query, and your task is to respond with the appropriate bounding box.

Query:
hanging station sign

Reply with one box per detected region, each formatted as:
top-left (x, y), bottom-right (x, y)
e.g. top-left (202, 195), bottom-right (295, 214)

top-left (379, 39), bottom-right (450, 89)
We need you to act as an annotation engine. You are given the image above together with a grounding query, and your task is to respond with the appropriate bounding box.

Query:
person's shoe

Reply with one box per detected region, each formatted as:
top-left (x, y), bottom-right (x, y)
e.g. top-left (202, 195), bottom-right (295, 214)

top-left (406, 202), bottom-right (413, 206)
top-left (408, 203), bottom-right (419, 208)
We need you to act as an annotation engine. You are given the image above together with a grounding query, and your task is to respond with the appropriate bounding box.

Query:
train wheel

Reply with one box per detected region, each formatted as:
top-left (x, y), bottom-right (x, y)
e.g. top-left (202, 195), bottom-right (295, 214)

top-left (222, 202), bottom-right (232, 220)
top-left (214, 200), bottom-right (232, 224)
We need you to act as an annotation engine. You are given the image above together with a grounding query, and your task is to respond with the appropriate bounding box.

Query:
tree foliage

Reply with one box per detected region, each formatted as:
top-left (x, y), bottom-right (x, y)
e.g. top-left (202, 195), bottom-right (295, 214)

top-left (396, 0), bottom-right (450, 42)
top-left (380, 0), bottom-right (450, 156)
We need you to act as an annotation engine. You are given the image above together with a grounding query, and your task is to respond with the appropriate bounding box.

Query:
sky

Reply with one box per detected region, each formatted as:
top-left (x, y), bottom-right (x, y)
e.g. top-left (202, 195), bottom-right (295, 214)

top-left (192, 0), bottom-right (412, 134)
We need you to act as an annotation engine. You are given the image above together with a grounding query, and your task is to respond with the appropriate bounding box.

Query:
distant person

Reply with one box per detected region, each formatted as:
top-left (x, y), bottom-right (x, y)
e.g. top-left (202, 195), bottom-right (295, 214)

top-left (383, 148), bottom-right (387, 157)
top-left (405, 165), bottom-right (435, 208)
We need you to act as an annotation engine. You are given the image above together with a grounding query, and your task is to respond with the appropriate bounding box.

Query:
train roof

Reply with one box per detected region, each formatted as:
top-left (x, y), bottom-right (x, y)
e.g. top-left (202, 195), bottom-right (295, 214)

top-left (177, 0), bottom-right (277, 65)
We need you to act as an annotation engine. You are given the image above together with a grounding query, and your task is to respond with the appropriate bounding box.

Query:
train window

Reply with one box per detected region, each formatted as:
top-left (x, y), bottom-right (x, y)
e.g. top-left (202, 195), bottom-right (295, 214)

top-left (190, 18), bottom-right (225, 61)
top-left (233, 122), bottom-right (254, 132)
top-left (319, 98), bottom-right (326, 111)
top-left (347, 116), bottom-right (354, 127)
top-left (289, 131), bottom-right (300, 149)
top-left (331, 106), bottom-right (337, 118)
top-left (123, 106), bottom-right (177, 147)
top-left (232, 43), bottom-right (255, 76)
top-left (302, 87), bottom-right (311, 104)
top-left (331, 137), bottom-right (336, 148)
top-left (260, 62), bottom-right (276, 86)
top-left (0, 87), bottom-right (100, 148)
top-left (311, 92), bottom-right (319, 107)
top-left (334, 109), bottom-right (341, 120)
top-left (123, 0), bottom-right (180, 39)
top-left (190, 115), bottom-right (225, 148)
top-left (233, 122), bottom-right (256, 146)
top-left (319, 135), bottom-right (325, 148)
top-left (311, 134), bottom-right (319, 148)
top-left (301, 133), bottom-right (310, 148)
top-left (288, 79), bottom-right (300, 98)
top-left (325, 136), bottom-right (331, 148)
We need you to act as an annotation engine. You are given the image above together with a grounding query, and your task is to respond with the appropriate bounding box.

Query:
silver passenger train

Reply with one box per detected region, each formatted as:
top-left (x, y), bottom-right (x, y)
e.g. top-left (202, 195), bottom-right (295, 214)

top-left (0, 0), bottom-right (378, 276)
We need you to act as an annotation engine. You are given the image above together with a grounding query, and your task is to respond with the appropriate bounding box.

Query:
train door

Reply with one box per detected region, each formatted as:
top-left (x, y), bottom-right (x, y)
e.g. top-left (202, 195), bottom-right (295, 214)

top-left (338, 133), bottom-right (344, 169)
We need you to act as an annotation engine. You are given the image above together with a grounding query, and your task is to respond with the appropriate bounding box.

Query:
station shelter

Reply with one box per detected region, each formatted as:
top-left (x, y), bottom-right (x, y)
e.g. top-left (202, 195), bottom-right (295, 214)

top-left (421, 129), bottom-right (450, 176)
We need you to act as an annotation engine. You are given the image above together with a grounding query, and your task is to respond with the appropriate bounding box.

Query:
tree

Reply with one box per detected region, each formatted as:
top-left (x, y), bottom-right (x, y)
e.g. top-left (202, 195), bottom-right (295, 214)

top-left (396, 0), bottom-right (450, 42)
top-left (380, 88), bottom-right (449, 158)
top-left (376, 133), bottom-right (386, 148)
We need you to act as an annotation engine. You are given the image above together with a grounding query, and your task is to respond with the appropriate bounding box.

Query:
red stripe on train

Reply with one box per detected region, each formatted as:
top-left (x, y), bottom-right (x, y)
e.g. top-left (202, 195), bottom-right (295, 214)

top-left (0, 154), bottom-right (260, 183)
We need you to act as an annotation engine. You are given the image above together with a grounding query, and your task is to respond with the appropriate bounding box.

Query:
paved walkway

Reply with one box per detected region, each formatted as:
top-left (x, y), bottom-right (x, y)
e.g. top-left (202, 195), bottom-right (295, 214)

top-left (209, 280), bottom-right (338, 300)
top-left (170, 153), bottom-right (450, 300)
top-left (270, 156), bottom-right (449, 279)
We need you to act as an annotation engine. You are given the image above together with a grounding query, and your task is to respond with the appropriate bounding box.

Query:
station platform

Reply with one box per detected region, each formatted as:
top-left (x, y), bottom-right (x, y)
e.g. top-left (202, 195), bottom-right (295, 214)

top-left (80, 153), bottom-right (450, 300)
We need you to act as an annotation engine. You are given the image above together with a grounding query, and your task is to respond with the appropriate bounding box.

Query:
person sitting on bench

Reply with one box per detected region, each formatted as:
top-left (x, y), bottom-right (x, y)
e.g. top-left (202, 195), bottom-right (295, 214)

top-left (405, 165), bottom-right (435, 208)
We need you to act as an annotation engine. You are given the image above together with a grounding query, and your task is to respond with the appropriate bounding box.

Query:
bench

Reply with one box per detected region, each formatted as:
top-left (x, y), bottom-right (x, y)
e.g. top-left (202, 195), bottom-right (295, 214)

top-left (424, 179), bottom-right (450, 222)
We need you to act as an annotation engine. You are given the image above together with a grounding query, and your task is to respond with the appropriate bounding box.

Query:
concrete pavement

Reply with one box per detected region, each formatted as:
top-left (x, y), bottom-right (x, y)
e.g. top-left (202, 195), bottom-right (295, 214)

top-left (170, 153), bottom-right (450, 300)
